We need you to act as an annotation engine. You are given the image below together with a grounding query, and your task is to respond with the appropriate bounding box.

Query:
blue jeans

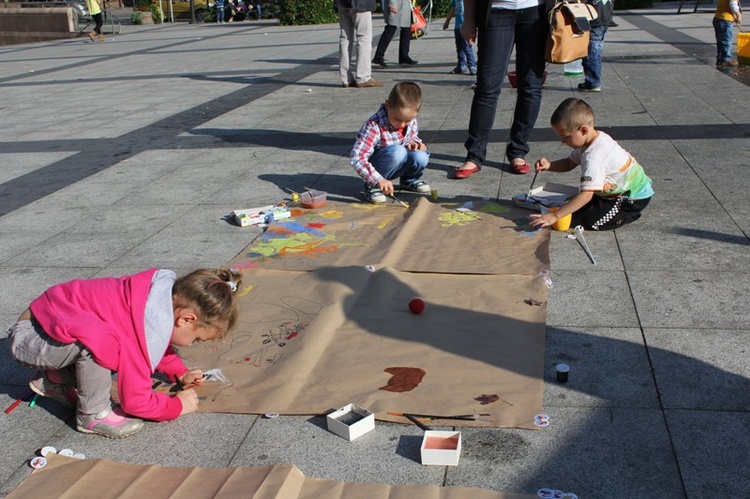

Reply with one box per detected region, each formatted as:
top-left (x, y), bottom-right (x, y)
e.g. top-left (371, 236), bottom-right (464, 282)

top-left (583, 25), bottom-right (608, 88)
top-left (370, 145), bottom-right (429, 185)
top-left (465, 5), bottom-right (547, 166)
top-left (217, 5), bottom-right (225, 21)
top-left (454, 29), bottom-right (476, 70)
top-left (713, 17), bottom-right (733, 63)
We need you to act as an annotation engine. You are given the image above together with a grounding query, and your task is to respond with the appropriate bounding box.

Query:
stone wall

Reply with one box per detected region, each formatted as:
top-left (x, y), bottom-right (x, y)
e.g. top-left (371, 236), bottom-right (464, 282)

top-left (0, 7), bottom-right (79, 45)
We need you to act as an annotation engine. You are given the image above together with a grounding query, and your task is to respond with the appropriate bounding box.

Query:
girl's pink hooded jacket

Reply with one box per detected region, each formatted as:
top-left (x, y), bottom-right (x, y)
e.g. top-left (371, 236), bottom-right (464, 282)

top-left (29, 269), bottom-right (187, 421)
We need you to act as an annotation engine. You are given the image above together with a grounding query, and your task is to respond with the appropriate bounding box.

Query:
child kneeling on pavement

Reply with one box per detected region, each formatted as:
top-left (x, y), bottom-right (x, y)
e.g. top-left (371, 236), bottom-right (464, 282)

top-left (350, 81), bottom-right (431, 204)
top-left (531, 98), bottom-right (654, 231)
top-left (9, 268), bottom-right (241, 438)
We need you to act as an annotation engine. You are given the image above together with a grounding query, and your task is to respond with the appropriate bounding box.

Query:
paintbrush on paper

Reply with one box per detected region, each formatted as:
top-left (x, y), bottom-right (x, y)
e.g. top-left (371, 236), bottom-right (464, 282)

top-left (389, 194), bottom-right (409, 208)
top-left (387, 411), bottom-right (478, 421)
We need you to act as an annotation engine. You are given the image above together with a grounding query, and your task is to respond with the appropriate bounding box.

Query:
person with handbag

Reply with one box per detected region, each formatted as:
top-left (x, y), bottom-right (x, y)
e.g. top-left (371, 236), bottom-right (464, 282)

top-left (335, 0), bottom-right (384, 88)
top-left (372, 0), bottom-right (418, 67)
top-left (453, 0), bottom-right (548, 178)
top-left (578, 0), bottom-right (614, 92)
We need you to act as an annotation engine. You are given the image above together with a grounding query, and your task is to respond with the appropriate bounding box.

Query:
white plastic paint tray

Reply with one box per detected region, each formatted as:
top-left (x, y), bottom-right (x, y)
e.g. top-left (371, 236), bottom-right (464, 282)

top-left (420, 430), bottom-right (462, 466)
top-left (326, 403), bottom-right (375, 441)
top-left (512, 182), bottom-right (579, 211)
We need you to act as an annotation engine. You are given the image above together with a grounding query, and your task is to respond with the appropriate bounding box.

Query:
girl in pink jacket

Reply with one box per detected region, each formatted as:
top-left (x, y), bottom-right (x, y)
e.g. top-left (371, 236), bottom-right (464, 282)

top-left (9, 268), bottom-right (242, 438)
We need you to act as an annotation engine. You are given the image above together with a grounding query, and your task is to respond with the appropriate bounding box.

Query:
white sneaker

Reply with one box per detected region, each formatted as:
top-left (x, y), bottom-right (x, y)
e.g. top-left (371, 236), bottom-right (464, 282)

top-left (400, 179), bottom-right (431, 193)
top-left (364, 186), bottom-right (387, 204)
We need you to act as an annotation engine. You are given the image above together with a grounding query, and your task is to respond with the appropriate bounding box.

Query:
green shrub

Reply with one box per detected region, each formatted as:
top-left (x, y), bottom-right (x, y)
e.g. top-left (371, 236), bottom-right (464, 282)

top-left (131, 10), bottom-right (143, 23)
top-left (150, 3), bottom-right (164, 22)
top-left (431, 0), bottom-right (451, 18)
top-left (278, 0), bottom-right (337, 25)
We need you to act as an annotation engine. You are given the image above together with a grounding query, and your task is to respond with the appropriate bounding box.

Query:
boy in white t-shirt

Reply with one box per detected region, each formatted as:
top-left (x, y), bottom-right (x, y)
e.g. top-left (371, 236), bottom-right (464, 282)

top-left (531, 98), bottom-right (654, 231)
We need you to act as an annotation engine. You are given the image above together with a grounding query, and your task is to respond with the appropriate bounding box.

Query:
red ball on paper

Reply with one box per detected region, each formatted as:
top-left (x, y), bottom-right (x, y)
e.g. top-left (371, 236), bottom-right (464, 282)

top-left (408, 298), bottom-right (425, 314)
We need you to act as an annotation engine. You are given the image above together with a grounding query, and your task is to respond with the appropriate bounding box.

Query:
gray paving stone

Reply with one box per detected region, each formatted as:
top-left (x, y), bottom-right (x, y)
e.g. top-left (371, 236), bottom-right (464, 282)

top-left (543, 327), bottom-right (659, 408)
top-left (447, 407), bottom-right (684, 498)
top-left (0, 3), bottom-right (748, 497)
top-left (646, 328), bottom-right (750, 411)
top-left (667, 410), bottom-right (750, 498)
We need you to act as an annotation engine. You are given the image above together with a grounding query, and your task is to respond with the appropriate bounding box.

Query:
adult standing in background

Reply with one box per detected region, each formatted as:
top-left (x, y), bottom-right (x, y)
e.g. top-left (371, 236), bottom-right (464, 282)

top-left (372, 0), bottom-right (418, 67)
top-left (85, 0), bottom-right (104, 42)
top-left (335, 0), bottom-right (384, 88)
top-left (216, 0), bottom-right (226, 23)
top-left (578, 0), bottom-right (614, 91)
top-left (453, 0), bottom-right (547, 178)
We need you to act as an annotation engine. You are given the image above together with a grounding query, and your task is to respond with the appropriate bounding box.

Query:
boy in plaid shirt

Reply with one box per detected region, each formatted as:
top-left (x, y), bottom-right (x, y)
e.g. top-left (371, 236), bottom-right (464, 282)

top-left (350, 82), bottom-right (431, 204)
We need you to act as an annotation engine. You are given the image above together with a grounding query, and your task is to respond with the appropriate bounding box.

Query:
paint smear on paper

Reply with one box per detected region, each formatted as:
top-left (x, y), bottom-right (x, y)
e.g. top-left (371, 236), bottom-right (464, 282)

top-left (379, 367), bottom-right (426, 392)
top-left (475, 393), bottom-right (499, 405)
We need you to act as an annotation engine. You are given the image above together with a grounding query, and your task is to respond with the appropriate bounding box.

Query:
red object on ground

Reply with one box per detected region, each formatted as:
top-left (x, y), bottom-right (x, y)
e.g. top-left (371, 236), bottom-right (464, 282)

top-left (408, 298), bottom-right (425, 314)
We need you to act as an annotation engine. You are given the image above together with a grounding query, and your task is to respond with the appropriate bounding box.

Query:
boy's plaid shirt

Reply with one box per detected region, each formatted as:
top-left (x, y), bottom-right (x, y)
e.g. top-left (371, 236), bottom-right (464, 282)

top-left (350, 103), bottom-right (422, 186)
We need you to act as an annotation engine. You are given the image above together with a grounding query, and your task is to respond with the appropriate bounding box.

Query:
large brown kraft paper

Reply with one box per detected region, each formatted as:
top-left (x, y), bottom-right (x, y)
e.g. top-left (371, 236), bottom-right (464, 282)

top-left (179, 198), bottom-right (550, 430)
top-left (7, 455), bottom-right (537, 499)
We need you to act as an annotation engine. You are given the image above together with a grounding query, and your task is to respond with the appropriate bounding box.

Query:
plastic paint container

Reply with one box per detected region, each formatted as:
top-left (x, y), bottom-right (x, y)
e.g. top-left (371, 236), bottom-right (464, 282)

top-left (550, 207), bottom-right (572, 231)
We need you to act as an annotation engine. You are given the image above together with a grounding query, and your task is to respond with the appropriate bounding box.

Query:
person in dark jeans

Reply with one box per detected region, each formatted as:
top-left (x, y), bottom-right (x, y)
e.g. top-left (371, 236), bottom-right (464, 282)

top-left (454, 0), bottom-right (548, 179)
top-left (578, 0), bottom-right (614, 92)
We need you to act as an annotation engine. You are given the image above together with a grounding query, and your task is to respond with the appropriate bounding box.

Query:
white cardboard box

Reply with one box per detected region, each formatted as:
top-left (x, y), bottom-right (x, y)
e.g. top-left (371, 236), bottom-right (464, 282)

top-left (326, 404), bottom-right (375, 441)
top-left (512, 182), bottom-right (579, 211)
top-left (232, 205), bottom-right (291, 228)
top-left (420, 430), bottom-right (462, 466)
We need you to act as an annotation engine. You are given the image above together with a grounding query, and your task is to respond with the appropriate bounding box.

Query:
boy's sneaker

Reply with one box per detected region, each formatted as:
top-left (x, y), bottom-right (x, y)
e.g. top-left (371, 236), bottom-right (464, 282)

top-left (449, 66), bottom-right (469, 75)
top-left (469, 66), bottom-right (477, 75)
top-left (400, 179), bottom-right (431, 193)
top-left (364, 186), bottom-right (387, 204)
top-left (29, 370), bottom-right (77, 408)
top-left (77, 406), bottom-right (144, 439)
top-left (577, 82), bottom-right (601, 92)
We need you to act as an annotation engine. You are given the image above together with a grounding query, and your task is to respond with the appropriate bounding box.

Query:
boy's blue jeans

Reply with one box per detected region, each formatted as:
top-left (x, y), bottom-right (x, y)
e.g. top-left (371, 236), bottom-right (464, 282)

top-left (583, 25), bottom-right (608, 88)
top-left (713, 17), bottom-right (734, 63)
top-left (370, 145), bottom-right (429, 185)
top-left (454, 29), bottom-right (476, 70)
top-left (217, 5), bottom-right (225, 21)
top-left (466, 5), bottom-right (547, 165)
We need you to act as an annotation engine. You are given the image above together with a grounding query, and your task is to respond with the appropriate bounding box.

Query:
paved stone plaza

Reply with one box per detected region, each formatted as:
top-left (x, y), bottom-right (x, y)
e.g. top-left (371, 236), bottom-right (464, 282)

top-left (1, 4), bottom-right (749, 497)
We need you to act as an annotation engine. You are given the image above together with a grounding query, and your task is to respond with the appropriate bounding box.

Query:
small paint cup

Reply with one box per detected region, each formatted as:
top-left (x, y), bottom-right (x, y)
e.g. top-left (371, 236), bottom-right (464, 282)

top-left (556, 363), bottom-right (569, 383)
top-left (550, 207), bottom-right (572, 231)
top-left (291, 193), bottom-right (299, 203)
top-left (430, 189), bottom-right (438, 201)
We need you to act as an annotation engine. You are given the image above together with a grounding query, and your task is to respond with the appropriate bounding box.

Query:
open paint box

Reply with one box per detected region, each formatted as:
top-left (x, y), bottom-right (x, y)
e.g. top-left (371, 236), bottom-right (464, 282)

top-left (326, 403), bottom-right (375, 441)
top-left (420, 430), bottom-right (462, 466)
top-left (299, 189), bottom-right (327, 209)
